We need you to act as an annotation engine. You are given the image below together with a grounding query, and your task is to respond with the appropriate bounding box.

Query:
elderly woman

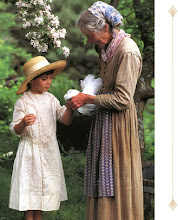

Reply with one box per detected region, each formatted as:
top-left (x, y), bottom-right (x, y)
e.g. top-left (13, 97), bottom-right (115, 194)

top-left (69, 1), bottom-right (143, 220)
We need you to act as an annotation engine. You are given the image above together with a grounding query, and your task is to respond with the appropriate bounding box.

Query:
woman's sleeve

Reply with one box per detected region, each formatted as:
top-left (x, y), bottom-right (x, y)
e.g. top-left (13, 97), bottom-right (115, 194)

top-left (95, 52), bottom-right (142, 111)
top-left (55, 98), bottom-right (67, 122)
top-left (9, 98), bottom-right (26, 134)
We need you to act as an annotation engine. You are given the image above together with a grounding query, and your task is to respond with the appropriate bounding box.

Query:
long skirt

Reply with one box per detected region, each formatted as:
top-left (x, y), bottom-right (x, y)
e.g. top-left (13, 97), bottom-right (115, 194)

top-left (86, 107), bottom-right (144, 220)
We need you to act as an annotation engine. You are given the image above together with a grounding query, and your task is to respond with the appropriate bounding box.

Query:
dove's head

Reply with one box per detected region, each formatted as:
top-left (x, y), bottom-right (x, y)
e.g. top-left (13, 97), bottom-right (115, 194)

top-left (64, 89), bottom-right (80, 101)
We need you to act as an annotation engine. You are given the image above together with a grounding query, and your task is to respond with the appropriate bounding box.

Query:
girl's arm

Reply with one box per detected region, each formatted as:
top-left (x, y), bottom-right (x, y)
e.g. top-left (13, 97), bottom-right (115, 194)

top-left (61, 103), bottom-right (73, 126)
top-left (14, 113), bottom-right (37, 135)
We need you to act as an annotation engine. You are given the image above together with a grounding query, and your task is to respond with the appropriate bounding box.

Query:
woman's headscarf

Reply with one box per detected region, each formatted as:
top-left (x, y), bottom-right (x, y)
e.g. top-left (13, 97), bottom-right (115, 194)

top-left (88, 1), bottom-right (123, 27)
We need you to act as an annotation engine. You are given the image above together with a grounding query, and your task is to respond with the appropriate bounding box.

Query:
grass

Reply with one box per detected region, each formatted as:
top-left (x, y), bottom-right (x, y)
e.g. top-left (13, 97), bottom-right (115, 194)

top-left (0, 166), bottom-right (24, 219)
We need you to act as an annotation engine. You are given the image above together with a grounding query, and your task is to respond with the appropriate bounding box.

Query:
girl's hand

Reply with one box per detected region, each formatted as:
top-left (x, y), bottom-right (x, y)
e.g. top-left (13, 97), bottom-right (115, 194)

top-left (23, 113), bottom-right (37, 126)
top-left (14, 113), bottom-right (37, 135)
top-left (66, 102), bottom-right (73, 110)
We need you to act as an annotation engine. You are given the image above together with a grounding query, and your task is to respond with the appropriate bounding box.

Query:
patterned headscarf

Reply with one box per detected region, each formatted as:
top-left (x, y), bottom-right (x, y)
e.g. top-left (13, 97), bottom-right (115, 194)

top-left (88, 1), bottom-right (123, 27)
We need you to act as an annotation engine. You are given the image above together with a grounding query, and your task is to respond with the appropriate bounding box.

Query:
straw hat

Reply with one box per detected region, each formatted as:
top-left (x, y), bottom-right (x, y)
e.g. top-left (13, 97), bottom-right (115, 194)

top-left (16, 56), bottom-right (67, 95)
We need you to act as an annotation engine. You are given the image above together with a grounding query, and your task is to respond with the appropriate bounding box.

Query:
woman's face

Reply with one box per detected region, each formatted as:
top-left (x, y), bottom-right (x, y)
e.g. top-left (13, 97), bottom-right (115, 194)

top-left (81, 24), bottom-right (112, 49)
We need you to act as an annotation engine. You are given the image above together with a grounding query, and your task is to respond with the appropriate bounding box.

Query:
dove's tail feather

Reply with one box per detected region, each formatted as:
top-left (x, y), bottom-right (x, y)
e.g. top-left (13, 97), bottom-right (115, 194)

top-left (80, 74), bottom-right (103, 95)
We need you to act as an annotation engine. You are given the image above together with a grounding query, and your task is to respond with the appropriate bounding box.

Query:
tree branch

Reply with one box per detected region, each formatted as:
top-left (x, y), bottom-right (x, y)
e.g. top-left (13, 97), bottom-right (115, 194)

top-left (110, 0), bottom-right (120, 8)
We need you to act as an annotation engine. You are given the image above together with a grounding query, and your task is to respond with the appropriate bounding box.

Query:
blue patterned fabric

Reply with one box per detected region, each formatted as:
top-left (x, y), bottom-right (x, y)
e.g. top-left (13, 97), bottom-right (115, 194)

top-left (88, 1), bottom-right (123, 27)
top-left (84, 108), bottom-right (114, 197)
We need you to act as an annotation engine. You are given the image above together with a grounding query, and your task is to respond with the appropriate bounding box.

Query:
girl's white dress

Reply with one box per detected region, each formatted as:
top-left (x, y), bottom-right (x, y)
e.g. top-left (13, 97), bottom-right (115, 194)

top-left (9, 90), bottom-right (68, 211)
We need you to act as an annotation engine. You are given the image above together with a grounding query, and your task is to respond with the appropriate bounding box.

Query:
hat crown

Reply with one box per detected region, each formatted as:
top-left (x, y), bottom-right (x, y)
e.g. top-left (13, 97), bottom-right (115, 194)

top-left (23, 56), bottom-right (49, 79)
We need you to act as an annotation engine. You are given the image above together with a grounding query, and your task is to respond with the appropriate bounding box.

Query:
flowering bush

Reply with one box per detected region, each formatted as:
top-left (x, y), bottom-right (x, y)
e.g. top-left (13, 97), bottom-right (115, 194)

top-left (16, 0), bottom-right (70, 57)
top-left (3, 151), bottom-right (13, 157)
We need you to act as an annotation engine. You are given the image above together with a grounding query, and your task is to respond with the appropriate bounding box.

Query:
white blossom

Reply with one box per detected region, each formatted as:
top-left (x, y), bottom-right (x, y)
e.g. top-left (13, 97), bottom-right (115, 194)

top-left (45, 4), bottom-right (51, 12)
top-left (48, 28), bottom-right (59, 41)
top-left (22, 10), bottom-right (28, 17)
top-left (62, 46), bottom-right (70, 57)
top-left (38, 10), bottom-right (44, 17)
top-left (46, 11), bottom-right (52, 19)
top-left (23, 21), bottom-right (31, 28)
top-left (25, 32), bottom-right (32, 39)
top-left (3, 151), bottom-right (13, 157)
top-left (54, 40), bottom-right (61, 48)
top-left (49, 13), bottom-right (55, 20)
top-left (34, 16), bottom-right (44, 25)
top-left (17, 2), bottom-right (31, 8)
top-left (59, 28), bottom-right (66, 38)
top-left (31, 0), bottom-right (44, 5)
top-left (16, 0), bottom-right (70, 56)
top-left (50, 16), bottom-right (60, 28)
top-left (30, 39), bottom-right (40, 48)
top-left (22, 17), bottom-right (27, 22)
top-left (37, 43), bottom-right (48, 52)
top-left (36, 32), bottom-right (45, 38)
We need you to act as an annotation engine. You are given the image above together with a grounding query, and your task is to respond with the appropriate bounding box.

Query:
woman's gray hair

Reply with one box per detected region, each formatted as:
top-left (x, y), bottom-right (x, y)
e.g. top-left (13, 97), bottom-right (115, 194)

top-left (76, 10), bottom-right (111, 32)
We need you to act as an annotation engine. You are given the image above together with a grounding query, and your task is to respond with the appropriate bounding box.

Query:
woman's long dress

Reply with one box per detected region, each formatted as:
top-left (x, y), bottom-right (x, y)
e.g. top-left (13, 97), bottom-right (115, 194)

top-left (86, 37), bottom-right (144, 220)
top-left (9, 91), bottom-right (67, 211)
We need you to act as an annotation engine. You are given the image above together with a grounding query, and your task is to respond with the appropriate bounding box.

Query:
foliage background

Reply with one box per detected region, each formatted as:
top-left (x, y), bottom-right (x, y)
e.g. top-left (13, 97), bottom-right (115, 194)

top-left (0, 0), bottom-right (154, 219)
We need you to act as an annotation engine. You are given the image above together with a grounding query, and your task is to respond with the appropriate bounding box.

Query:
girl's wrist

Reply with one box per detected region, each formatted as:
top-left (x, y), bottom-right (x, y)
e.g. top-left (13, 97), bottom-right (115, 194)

top-left (66, 105), bottom-right (73, 112)
top-left (22, 118), bottom-right (27, 127)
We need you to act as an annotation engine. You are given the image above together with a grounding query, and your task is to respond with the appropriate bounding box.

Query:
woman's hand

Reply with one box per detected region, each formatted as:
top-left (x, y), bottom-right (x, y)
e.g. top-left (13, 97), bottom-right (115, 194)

top-left (68, 93), bottom-right (95, 110)
top-left (68, 93), bottom-right (86, 110)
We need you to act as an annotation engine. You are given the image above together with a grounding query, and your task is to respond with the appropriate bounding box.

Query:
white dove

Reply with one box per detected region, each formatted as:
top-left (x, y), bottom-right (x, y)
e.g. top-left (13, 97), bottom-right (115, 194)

top-left (64, 74), bottom-right (103, 115)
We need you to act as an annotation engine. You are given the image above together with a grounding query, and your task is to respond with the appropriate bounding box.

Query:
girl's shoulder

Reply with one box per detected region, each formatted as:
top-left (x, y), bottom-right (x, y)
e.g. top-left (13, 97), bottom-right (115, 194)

top-left (16, 92), bottom-right (30, 104)
top-left (15, 93), bottom-right (26, 104)
top-left (13, 94), bottom-right (27, 110)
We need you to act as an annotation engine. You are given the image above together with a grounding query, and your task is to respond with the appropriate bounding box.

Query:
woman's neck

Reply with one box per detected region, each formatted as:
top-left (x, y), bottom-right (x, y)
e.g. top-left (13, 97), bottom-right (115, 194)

top-left (103, 32), bottom-right (113, 50)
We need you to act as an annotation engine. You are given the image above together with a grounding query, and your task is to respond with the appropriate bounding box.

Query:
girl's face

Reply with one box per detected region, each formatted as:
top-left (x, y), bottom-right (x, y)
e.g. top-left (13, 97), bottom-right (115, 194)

top-left (80, 24), bottom-right (112, 49)
top-left (30, 74), bottom-right (53, 94)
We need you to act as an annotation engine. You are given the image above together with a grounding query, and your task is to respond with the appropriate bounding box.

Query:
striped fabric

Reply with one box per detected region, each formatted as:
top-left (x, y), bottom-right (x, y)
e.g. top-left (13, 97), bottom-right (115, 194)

top-left (84, 108), bottom-right (114, 197)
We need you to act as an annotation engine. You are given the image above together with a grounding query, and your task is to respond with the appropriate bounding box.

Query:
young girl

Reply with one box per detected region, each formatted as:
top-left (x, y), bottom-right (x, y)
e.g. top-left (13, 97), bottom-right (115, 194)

top-left (9, 56), bottom-right (73, 220)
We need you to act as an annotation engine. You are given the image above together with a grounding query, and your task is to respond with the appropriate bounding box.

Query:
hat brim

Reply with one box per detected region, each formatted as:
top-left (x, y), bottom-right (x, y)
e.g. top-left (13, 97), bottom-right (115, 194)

top-left (16, 60), bottom-right (67, 95)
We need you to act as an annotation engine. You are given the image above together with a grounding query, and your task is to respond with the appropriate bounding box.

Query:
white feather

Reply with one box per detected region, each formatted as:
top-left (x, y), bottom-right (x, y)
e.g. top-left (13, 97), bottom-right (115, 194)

top-left (64, 74), bottom-right (103, 115)
top-left (80, 74), bottom-right (103, 95)
top-left (78, 74), bottom-right (103, 115)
